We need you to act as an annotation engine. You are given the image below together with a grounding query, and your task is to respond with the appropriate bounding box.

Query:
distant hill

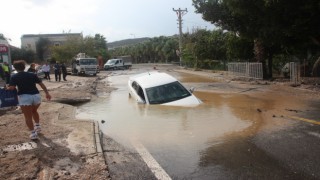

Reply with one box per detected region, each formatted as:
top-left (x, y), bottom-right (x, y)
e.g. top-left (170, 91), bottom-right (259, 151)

top-left (107, 37), bottom-right (150, 49)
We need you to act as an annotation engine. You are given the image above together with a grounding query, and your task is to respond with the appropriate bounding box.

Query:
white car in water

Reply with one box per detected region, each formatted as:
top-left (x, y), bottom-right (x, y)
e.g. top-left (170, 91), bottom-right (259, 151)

top-left (128, 72), bottom-right (202, 107)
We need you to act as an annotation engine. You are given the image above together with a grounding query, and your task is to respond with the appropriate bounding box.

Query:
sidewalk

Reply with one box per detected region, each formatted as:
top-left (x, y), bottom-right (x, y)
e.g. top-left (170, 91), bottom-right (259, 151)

top-left (0, 74), bottom-right (110, 179)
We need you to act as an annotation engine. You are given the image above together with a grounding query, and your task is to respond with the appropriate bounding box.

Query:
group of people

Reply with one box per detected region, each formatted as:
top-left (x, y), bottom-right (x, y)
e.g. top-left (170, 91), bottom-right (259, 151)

top-left (53, 62), bottom-right (68, 82)
top-left (25, 62), bottom-right (68, 82)
top-left (1, 60), bottom-right (69, 140)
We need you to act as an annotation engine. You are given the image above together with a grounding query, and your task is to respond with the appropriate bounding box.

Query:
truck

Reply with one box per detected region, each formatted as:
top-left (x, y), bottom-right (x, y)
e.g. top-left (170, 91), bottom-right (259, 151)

top-left (104, 55), bottom-right (132, 70)
top-left (71, 53), bottom-right (98, 76)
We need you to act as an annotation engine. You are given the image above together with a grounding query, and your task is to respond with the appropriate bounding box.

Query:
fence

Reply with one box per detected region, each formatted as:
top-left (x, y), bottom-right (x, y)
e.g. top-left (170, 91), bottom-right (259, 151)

top-left (227, 62), bottom-right (263, 79)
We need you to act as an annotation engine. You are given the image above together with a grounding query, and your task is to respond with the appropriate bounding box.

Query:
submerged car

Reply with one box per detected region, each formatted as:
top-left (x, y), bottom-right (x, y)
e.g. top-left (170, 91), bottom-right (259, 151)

top-left (128, 72), bottom-right (202, 106)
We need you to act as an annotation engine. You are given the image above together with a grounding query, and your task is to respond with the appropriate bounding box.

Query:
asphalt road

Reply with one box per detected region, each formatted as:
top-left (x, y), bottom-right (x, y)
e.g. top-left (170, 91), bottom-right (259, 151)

top-left (90, 65), bottom-right (320, 180)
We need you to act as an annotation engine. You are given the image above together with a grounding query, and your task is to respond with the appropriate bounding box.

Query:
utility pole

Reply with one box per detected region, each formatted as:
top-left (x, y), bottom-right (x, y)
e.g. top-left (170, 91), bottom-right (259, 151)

top-left (173, 8), bottom-right (187, 66)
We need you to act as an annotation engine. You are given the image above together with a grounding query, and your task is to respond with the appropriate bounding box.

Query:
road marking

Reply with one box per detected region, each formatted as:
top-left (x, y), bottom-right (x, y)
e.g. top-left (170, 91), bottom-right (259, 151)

top-left (287, 116), bottom-right (320, 125)
top-left (307, 132), bottom-right (320, 138)
top-left (132, 141), bottom-right (172, 180)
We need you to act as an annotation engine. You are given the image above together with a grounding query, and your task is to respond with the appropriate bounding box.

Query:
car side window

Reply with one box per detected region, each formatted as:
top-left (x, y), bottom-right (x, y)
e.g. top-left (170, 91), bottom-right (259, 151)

top-left (132, 81), bottom-right (138, 92)
top-left (138, 87), bottom-right (145, 101)
top-left (131, 81), bottom-right (145, 101)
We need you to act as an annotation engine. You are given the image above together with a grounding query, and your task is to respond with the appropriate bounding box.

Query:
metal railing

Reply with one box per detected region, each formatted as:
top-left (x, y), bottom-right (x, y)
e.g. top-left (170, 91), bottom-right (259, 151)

top-left (227, 62), bottom-right (263, 79)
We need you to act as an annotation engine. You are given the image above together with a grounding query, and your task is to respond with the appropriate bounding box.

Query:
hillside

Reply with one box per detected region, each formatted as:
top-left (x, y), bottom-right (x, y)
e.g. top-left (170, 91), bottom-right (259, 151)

top-left (107, 37), bottom-right (150, 49)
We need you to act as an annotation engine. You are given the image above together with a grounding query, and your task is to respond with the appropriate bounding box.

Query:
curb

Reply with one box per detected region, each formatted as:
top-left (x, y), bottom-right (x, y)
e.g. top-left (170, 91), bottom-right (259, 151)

top-left (93, 121), bottom-right (104, 157)
top-left (94, 121), bottom-right (103, 153)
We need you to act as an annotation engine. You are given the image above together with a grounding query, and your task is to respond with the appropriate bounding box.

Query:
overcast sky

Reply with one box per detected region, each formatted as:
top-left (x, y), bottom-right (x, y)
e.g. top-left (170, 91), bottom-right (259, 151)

top-left (2, 0), bottom-right (214, 47)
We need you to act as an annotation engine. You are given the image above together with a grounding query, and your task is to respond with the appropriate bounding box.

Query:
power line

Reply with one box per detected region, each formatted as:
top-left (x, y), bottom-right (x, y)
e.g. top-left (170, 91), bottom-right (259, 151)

top-left (173, 8), bottom-right (187, 66)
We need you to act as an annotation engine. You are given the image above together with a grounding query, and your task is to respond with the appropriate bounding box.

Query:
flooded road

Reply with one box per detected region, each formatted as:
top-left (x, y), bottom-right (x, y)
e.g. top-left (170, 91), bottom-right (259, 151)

top-left (76, 65), bottom-right (320, 179)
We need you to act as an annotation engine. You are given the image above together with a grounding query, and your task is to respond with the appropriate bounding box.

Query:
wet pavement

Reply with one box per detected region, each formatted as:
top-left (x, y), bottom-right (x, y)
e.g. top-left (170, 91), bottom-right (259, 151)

top-left (76, 65), bottom-right (320, 179)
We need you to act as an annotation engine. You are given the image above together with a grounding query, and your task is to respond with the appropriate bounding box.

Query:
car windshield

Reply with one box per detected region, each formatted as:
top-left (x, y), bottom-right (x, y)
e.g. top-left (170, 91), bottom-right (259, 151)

top-left (106, 59), bottom-right (117, 64)
top-left (80, 59), bottom-right (97, 65)
top-left (145, 81), bottom-right (191, 104)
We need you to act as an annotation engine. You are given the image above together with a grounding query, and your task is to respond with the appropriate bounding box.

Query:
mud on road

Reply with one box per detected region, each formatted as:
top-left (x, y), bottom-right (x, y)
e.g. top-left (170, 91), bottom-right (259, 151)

top-left (0, 74), bottom-right (111, 180)
top-left (1, 64), bottom-right (319, 179)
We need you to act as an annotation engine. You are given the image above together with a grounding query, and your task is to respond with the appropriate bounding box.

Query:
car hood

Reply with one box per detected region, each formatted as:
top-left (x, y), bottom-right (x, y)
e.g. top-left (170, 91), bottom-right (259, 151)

top-left (161, 95), bottom-right (202, 107)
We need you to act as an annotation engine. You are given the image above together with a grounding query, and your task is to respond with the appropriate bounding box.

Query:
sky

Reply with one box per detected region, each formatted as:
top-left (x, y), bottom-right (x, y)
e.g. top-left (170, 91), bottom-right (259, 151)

top-left (1, 0), bottom-right (214, 47)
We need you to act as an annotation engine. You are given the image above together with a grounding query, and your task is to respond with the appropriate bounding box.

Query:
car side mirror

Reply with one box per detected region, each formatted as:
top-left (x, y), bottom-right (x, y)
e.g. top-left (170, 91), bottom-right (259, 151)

top-left (189, 87), bottom-right (195, 93)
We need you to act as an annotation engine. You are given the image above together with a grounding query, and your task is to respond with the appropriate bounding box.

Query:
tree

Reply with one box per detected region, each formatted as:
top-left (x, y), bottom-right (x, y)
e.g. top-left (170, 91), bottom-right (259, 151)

top-left (109, 36), bottom-right (180, 64)
top-left (0, 34), bottom-right (6, 40)
top-left (50, 34), bottom-right (109, 64)
top-left (182, 29), bottom-right (230, 69)
top-left (50, 35), bottom-right (82, 64)
top-left (163, 39), bottom-right (179, 63)
top-left (11, 48), bottom-right (36, 64)
top-left (193, 0), bottom-right (320, 79)
top-left (36, 37), bottom-right (51, 61)
top-left (225, 32), bottom-right (254, 61)
top-left (94, 34), bottom-right (107, 49)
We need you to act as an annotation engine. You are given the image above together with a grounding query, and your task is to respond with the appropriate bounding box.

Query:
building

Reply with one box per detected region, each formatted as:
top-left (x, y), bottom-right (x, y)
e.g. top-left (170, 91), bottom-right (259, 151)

top-left (0, 39), bottom-right (11, 65)
top-left (21, 33), bottom-right (82, 58)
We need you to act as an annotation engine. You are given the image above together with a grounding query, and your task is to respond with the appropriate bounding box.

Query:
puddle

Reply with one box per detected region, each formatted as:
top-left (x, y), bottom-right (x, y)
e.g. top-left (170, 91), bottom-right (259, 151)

top-left (75, 70), bottom-right (317, 179)
top-left (75, 71), bottom-right (262, 178)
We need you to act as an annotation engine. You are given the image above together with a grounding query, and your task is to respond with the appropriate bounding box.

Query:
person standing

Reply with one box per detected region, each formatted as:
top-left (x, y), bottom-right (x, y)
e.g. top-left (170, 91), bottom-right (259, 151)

top-left (0, 63), bottom-right (4, 80)
top-left (61, 63), bottom-right (67, 81)
top-left (54, 62), bottom-right (61, 82)
top-left (7, 60), bottom-right (51, 140)
top-left (27, 63), bottom-right (37, 73)
top-left (42, 62), bottom-right (51, 80)
top-left (2, 62), bottom-right (11, 84)
top-left (0, 64), bottom-right (4, 88)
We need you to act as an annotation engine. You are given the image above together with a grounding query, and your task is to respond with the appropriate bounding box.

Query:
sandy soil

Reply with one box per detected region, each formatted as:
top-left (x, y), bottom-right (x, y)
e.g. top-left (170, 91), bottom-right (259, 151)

top-left (0, 74), bottom-right (112, 180)
top-left (0, 65), bottom-right (319, 179)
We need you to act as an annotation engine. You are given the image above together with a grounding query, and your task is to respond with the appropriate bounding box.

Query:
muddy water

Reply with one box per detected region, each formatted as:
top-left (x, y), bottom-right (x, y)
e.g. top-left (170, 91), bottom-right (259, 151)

top-left (75, 71), bottom-right (280, 178)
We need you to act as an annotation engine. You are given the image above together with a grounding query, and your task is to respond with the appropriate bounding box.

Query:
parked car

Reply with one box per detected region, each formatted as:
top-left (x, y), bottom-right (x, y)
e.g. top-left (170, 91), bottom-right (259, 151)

top-left (35, 65), bottom-right (46, 79)
top-left (128, 72), bottom-right (202, 106)
top-left (11, 64), bottom-right (45, 79)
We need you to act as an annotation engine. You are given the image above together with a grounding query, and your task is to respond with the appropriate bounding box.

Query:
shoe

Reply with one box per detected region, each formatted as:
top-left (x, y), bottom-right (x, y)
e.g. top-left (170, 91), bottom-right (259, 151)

top-left (30, 131), bottom-right (38, 140)
top-left (34, 125), bottom-right (41, 133)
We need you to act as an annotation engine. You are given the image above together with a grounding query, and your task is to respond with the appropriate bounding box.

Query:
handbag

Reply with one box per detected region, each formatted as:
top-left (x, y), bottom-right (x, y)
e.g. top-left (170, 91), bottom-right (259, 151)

top-left (0, 88), bottom-right (19, 108)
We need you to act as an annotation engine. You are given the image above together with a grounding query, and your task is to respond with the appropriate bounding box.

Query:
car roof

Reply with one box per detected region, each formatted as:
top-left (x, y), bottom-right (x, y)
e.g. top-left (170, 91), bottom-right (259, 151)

top-left (130, 72), bottom-right (177, 88)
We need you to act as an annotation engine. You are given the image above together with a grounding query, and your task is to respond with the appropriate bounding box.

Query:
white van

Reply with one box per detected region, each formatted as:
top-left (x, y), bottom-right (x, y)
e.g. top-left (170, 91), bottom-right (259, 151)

top-left (104, 57), bottom-right (132, 70)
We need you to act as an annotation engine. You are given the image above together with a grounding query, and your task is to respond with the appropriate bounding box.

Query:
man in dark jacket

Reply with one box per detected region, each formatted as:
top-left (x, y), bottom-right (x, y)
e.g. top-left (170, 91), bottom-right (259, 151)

top-left (53, 62), bottom-right (61, 82)
top-left (61, 63), bottom-right (67, 81)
